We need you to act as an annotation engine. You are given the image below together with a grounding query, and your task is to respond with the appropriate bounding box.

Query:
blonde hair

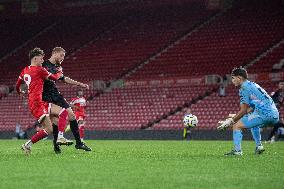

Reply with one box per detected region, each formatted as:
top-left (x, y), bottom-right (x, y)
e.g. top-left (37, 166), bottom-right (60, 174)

top-left (52, 47), bottom-right (66, 54)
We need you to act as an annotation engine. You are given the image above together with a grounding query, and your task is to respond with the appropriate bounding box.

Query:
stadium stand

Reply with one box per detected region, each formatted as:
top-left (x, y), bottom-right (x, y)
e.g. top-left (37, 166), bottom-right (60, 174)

top-left (0, 1), bottom-right (283, 132)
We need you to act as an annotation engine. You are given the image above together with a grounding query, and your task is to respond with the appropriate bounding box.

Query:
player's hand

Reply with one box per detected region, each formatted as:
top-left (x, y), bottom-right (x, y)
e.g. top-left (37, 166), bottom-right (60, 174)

top-left (19, 90), bottom-right (26, 98)
top-left (58, 71), bottom-right (63, 77)
top-left (228, 114), bottom-right (236, 118)
top-left (81, 83), bottom-right (89, 90)
top-left (217, 118), bottom-right (234, 130)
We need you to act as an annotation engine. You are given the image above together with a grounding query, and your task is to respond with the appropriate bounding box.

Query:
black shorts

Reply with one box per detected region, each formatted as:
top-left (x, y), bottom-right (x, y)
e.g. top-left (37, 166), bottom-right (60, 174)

top-left (42, 94), bottom-right (70, 109)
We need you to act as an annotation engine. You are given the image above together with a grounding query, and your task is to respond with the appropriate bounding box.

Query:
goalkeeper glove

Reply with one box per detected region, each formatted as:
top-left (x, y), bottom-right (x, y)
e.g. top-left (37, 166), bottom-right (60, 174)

top-left (217, 118), bottom-right (235, 130)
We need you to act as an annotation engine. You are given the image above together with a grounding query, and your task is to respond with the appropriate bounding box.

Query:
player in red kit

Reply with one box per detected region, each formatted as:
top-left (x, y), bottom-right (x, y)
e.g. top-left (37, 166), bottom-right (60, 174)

top-left (70, 89), bottom-right (87, 141)
top-left (16, 48), bottom-right (72, 154)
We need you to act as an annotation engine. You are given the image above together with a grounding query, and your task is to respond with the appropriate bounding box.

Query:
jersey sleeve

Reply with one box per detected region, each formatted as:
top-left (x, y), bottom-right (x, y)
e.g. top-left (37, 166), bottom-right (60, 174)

top-left (15, 70), bottom-right (24, 94)
top-left (70, 98), bottom-right (75, 105)
top-left (40, 67), bottom-right (61, 81)
top-left (57, 66), bottom-right (65, 81)
top-left (39, 67), bottom-right (52, 79)
top-left (239, 89), bottom-right (250, 105)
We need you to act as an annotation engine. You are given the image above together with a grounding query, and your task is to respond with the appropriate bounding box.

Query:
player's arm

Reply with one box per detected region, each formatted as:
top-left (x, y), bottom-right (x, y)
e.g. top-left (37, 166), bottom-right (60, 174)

top-left (41, 67), bottom-right (63, 81)
top-left (62, 76), bottom-right (89, 89)
top-left (15, 76), bottom-right (24, 94)
top-left (246, 107), bottom-right (254, 114)
top-left (231, 103), bottom-right (250, 123)
top-left (47, 72), bottom-right (63, 81)
top-left (15, 71), bottom-right (26, 96)
top-left (217, 90), bottom-right (249, 130)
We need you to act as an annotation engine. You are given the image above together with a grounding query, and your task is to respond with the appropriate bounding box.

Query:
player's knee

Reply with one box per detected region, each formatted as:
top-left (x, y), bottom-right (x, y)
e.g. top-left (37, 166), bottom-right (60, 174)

top-left (66, 108), bottom-right (75, 121)
top-left (233, 121), bottom-right (243, 130)
top-left (59, 109), bottom-right (68, 119)
top-left (44, 124), bottom-right (53, 134)
top-left (51, 116), bottom-right (58, 125)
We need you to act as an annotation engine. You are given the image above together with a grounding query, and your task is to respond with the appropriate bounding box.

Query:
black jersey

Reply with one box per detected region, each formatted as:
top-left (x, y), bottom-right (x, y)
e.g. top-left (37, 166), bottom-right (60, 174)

top-left (272, 89), bottom-right (284, 108)
top-left (42, 60), bottom-right (65, 97)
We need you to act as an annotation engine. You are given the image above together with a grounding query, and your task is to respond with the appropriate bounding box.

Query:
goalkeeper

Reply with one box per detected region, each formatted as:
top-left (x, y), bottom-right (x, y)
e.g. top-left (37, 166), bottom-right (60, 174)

top-left (217, 67), bottom-right (279, 156)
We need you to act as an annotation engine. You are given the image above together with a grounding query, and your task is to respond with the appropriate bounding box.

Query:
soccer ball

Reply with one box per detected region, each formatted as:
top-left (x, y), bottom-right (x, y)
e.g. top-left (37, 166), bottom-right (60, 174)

top-left (183, 114), bottom-right (198, 128)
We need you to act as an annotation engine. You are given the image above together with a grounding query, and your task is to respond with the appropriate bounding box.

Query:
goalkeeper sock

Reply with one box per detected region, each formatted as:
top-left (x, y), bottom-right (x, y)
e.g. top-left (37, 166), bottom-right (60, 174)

top-left (251, 127), bottom-right (262, 147)
top-left (233, 130), bottom-right (243, 151)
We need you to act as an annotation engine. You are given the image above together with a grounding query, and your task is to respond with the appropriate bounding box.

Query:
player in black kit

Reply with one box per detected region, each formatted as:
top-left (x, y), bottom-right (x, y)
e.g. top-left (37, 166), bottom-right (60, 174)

top-left (266, 80), bottom-right (284, 142)
top-left (42, 47), bottom-right (91, 153)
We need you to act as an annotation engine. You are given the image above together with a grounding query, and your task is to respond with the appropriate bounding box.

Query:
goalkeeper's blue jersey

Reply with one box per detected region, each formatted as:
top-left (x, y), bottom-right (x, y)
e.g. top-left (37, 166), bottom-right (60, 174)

top-left (239, 80), bottom-right (278, 117)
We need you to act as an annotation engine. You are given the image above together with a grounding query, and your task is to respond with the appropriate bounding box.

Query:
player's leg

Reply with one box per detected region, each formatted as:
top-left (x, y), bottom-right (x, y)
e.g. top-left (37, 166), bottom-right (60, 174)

top-left (225, 112), bottom-right (265, 156)
top-left (66, 107), bottom-right (91, 151)
top-left (49, 104), bottom-right (73, 145)
top-left (183, 127), bottom-right (187, 140)
top-left (224, 120), bottom-right (245, 156)
top-left (22, 115), bottom-right (53, 154)
top-left (50, 116), bottom-right (61, 154)
top-left (266, 122), bottom-right (281, 143)
top-left (78, 119), bottom-right (85, 141)
top-left (66, 107), bottom-right (81, 144)
top-left (51, 94), bottom-right (82, 145)
top-left (250, 126), bottom-right (266, 154)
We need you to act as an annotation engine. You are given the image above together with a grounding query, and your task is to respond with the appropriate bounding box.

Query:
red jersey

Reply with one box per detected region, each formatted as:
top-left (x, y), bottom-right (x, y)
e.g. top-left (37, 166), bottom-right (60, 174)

top-left (16, 66), bottom-right (61, 109)
top-left (70, 97), bottom-right (86, 117)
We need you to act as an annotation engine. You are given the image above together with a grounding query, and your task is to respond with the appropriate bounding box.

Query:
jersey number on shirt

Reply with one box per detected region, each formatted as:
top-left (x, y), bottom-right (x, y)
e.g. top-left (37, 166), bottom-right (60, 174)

top-left (23, 74), bottom-right (31, 89)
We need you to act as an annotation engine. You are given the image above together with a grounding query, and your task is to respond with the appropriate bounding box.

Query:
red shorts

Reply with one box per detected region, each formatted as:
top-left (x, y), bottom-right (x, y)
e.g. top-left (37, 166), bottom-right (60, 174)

top-left (75, 113), bottom-right (85, 121)
top-left (30, 101), bottom-right (51, 123)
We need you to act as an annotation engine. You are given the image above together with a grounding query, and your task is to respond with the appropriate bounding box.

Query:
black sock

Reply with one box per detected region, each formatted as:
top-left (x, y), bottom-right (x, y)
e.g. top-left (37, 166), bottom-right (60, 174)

top-left (268, 123), bottom-right (280, 140)
top-left (52, 124), bottom-right (58, 145)
top-left (70, 120), bottom-right (81, 145)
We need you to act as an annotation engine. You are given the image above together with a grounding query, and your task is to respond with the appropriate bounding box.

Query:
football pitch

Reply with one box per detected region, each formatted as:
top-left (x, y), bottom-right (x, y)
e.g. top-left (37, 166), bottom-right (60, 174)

top-left (0, 140), bottom-right (283, 189)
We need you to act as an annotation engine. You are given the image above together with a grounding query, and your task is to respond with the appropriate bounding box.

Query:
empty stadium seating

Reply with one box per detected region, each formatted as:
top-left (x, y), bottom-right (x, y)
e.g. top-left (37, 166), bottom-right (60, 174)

top-left (247, 42), bottom-right (284, 73)
top-left (0, 1), bottom-right (283, 132)
top-left (129, 4), bottom-right (284, 80)
top-left (0, 18), bottom-right (55, 58)
top-left (62, 4), bottom-right (216, 82)
top-left (0, 14), bottom-right (125, 85)
top-left (153, 82), bottom-right (282, 130)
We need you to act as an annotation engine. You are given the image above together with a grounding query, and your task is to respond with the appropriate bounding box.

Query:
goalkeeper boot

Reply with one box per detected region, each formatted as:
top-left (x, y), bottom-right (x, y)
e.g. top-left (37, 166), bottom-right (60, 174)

top-left (224, 149), bottom-right (243, 156)
top-left (75, 142), bottom-right (92, 151)
top-left (255, 145), bottom-right (265, 155)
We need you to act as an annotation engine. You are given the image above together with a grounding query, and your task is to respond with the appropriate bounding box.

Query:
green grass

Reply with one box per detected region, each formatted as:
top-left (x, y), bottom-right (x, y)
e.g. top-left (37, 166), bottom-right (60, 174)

top-left (0, 140), bottom-right (283, 189)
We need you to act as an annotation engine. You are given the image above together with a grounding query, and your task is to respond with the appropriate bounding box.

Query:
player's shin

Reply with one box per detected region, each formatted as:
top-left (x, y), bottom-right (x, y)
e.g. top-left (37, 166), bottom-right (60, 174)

top-left (233, 130), bottom-right (243, 152)
top-left (251, 127), bottom-right (262, 147)
top-left (52, 124), bottom-right (59, 143)
top-left (58, 109), bottom-right (68, 139)
top-left (79, 125), bottom-right (85, 140)
top-left (28, 129), bottom-right (49, 146)
top-left (183, 128), bottom-right (187, 139)
top-left (70, 120), bottom-right (82, 144)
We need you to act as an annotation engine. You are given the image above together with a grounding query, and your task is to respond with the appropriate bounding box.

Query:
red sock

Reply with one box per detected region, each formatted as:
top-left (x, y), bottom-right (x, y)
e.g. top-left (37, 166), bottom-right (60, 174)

top-left (79, 125), bottom-right (85, 139)
top-left (31, 129), bottom-right (48, 144)
top-left (58, 109), bottom-right (68, 132)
